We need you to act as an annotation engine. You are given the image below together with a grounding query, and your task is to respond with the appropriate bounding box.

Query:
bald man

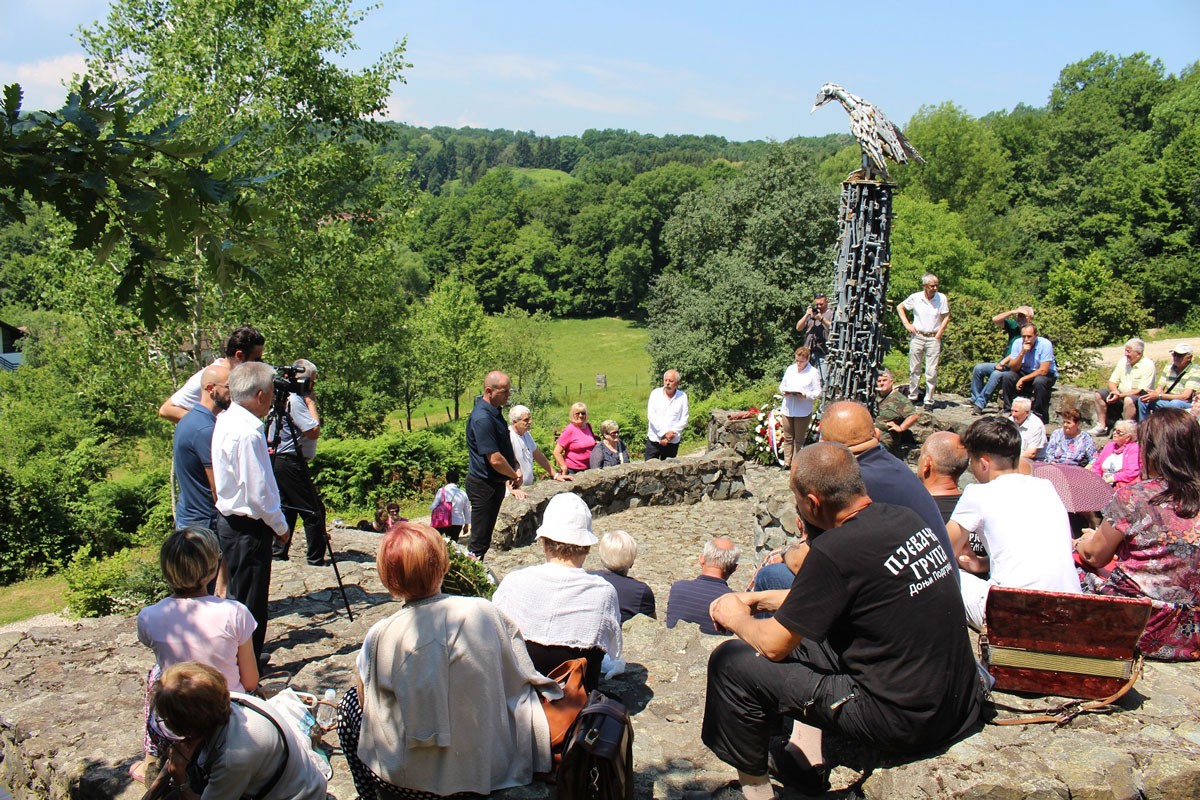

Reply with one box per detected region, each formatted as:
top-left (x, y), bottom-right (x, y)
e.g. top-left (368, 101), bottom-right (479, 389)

top-left (704, 444), bottom-right (981, 800)
top-left (820, 400), bottom-right (956, 579)
top-left (918, 432), bottom-right (970, 524)
top-left (465, 371), bottom-right (522, 559)
top-left (173, 362), bottom-right (231, 530)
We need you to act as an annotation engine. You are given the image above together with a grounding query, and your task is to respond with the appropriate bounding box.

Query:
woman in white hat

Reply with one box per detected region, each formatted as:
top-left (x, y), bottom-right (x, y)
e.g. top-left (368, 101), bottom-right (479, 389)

top-left (493, 492), bottom-right (623, 690)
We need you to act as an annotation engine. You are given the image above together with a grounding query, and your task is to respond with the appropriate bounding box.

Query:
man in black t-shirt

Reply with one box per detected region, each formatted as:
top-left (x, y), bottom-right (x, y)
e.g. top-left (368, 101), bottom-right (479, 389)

top-left (703, 443), bottom-right (982, 800)
top-left (464, 370), bottom-right (522, 559)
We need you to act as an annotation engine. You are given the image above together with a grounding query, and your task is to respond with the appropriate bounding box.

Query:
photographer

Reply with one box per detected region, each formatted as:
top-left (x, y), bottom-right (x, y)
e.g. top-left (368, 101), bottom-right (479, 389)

top-left (795, 293), bottom-right (833, 377)
top-left (266, 359), bottom-right (329, 567)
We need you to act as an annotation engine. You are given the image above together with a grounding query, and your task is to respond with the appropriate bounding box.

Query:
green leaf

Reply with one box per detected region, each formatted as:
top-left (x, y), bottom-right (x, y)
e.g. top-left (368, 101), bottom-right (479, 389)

top-left (3, 83), bottom-right (22, 126)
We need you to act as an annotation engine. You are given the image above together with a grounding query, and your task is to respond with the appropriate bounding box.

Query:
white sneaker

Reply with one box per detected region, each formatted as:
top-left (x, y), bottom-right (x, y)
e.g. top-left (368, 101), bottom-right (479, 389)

top-left (1086, 425), bottom-right (1106, 436)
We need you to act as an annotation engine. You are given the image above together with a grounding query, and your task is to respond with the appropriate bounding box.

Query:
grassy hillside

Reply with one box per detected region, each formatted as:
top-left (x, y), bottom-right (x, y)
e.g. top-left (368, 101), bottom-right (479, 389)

top-left (398, 317), bottom-right (653, 433)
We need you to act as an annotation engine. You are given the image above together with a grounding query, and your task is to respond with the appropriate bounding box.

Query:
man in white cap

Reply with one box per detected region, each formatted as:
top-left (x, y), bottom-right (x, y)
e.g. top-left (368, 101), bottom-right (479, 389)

top-left (493, 493), bottom-right (622, 690)
top-left (1139, 343), bottom-right (1197, 417)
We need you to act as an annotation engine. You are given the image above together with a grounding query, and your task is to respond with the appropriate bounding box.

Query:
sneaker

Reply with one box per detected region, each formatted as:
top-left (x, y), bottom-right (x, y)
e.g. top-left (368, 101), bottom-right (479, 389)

top-left (768, 740), bottom-right (831, 797)
top-left (924, 401), bottom-right (936, 410)
top-left (970, 404), bottom-right (985, 416)
top-left (709, 781), bottom-right (755, 800)
top-left (1086, 425), bottom-right (1106, 436)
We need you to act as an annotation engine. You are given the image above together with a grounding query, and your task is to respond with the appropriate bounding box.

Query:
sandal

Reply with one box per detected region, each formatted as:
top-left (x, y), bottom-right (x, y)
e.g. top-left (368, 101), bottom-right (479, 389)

top-left (129, 760), bottom-right (147, 785)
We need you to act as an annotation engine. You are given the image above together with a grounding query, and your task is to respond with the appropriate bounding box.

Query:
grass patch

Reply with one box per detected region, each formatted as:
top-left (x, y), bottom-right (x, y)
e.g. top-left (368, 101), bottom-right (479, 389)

top-left (0, 574), bottom-right (67, 626)
top-left (511, 167), bottom-right (575, 187)
top-left (402, 317), bottom-right (653, 434)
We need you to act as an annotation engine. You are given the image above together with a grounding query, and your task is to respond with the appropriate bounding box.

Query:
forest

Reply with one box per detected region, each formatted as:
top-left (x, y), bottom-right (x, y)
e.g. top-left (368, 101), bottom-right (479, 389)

top-left (0, 0), bottom-right (1197, 601)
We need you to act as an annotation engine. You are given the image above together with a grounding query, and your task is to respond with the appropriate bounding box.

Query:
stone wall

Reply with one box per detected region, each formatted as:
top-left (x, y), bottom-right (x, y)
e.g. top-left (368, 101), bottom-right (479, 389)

top-left (490, 449), bottom-right (747, 550)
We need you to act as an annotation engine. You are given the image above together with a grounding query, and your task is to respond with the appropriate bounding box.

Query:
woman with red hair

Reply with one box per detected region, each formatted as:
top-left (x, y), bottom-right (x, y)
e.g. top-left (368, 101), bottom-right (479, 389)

top-left (338, 522), bottom-right (557, 798)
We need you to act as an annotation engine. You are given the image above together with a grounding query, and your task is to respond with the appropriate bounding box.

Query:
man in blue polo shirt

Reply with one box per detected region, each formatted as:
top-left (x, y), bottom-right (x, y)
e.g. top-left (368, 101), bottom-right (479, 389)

top-left (998, 323), bottom-right (1059, 424)
top-left (173, 362), bottom-right (231, 530)
top-left (465, 370), bottom-right (522, 559)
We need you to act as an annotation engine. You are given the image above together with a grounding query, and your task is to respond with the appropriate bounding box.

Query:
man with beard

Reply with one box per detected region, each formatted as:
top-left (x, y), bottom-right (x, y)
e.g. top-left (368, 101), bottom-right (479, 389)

top-left (172, 362), bottom-right (231, 531)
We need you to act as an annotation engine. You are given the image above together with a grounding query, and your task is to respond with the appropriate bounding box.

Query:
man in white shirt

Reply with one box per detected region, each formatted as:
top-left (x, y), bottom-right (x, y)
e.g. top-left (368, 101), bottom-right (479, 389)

top-left (948, 416), bottom-right (1081, 629)
top-left (266, 359), bottom-right (328, 566)
top-left (213, 361), bottom-right (289, 660)
top-left (646, 369), bottom-right (689, 459)
top-left (1090, 337), bottom-right (1155, 435)
top-left (896, 273), bottom-right (950, 409)
top-left (1009, 397), bottom-right (1046, 461)
top-left (159, 325), bottom-right (265, 423)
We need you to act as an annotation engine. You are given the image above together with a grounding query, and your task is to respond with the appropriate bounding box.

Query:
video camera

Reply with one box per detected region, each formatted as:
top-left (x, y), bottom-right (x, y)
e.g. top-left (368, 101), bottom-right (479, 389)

top-left (274, 363), bottom-right (312, 396)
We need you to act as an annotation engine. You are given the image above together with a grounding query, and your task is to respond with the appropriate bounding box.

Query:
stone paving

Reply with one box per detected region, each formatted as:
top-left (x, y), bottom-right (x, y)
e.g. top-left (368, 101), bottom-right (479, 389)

top-left (1, 459), bottom-right (1199, 799)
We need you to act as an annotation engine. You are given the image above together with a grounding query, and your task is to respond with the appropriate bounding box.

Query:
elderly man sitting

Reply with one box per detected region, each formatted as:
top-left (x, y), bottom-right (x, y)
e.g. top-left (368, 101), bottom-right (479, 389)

top-left (1010, 397), bottom-right (1046, 461)
top-left (998, 323), bottom-right (1059, 424)
top-left (1138, 343), bottom-right (1197, 418)
top-left (1089, 337), bottom-right (1155, 435)
top-left (874, 369), bottom-right (920, 452)
top-left (666, 538), bottom-right (741, 635)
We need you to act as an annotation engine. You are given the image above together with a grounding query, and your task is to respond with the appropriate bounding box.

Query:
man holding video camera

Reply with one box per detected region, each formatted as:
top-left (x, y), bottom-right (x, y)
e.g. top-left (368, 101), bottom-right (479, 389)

top-left (795, 293), bottom-right (833, 377)
top-left (266, 358), bottom-right (329, 566)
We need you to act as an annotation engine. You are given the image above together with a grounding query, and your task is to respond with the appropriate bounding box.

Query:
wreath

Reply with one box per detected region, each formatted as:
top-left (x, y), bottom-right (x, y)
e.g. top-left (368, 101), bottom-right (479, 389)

top-left (748, 395), bottom-right (787, 466)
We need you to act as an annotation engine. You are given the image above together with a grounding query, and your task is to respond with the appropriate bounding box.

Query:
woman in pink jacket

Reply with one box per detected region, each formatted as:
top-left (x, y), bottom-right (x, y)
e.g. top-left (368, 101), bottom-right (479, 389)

top-left (1091, 419), bottom-right (1141, 488)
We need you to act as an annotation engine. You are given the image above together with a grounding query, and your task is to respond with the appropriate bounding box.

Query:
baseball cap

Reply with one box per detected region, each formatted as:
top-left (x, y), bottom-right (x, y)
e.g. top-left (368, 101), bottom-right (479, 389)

top-left (1169, 343), bottom-right (1193, 355)
top-left (536, 493), bottom-right (597, 546)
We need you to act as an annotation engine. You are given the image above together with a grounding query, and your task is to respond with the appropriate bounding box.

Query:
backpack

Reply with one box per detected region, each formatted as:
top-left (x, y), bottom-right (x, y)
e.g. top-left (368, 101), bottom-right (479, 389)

top-left (430, 488), bottom-right (454, 528)
top-left (555, 690), bottom-right (634, 800)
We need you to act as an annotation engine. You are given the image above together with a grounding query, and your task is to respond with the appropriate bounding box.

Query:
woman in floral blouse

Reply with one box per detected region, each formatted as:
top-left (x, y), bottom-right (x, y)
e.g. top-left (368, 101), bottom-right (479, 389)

top-left (1039, 406), bottom-right (1096, 467)
top-left (1075, 409), bottom-right (1200, 661)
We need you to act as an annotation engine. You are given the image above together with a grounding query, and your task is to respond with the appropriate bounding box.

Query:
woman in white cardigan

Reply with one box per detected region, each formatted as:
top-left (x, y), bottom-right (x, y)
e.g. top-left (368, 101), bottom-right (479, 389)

top-left (339, 521), bottom-right (557, 799)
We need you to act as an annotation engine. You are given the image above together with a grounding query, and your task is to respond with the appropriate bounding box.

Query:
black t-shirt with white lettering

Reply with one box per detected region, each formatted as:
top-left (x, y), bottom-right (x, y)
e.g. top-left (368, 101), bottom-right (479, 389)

top-left (775, 502), bottom-right (981, 749)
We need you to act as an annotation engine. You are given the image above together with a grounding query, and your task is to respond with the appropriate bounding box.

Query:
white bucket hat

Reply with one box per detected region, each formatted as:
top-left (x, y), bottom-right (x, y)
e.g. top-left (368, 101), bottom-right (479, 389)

top-left (536, 493), bottom-right (597, 546)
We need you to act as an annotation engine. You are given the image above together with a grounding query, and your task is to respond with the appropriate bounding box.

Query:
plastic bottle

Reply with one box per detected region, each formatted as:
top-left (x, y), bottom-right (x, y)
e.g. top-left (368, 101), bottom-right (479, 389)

top-left (316, 688), bottom-right (337, 729)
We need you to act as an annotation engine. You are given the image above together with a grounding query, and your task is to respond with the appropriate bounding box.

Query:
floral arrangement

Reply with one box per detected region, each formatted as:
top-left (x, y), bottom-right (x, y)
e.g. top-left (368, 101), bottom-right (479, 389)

top-left (748, 395), bottom-right (787, 466)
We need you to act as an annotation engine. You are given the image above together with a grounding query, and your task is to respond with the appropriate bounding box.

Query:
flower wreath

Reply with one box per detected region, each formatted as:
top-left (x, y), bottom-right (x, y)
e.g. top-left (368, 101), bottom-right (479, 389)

top-left (748, 395), bottom-right (787, 466)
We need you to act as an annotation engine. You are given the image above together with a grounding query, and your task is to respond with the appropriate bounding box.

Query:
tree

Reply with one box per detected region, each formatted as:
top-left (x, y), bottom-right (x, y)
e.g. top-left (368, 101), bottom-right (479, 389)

top-left (425, 279), bottom-right (492, 419)
top-left (489, 306), bottom-right (554, 408)
top-left (1, 81), bottom-right (268, 328)
top-left (649, 143), bottom-right (838, 391)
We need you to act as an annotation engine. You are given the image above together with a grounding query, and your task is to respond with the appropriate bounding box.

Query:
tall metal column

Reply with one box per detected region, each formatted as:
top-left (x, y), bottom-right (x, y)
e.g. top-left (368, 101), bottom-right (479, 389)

top-left (823, 179), bottom-right (894, 414)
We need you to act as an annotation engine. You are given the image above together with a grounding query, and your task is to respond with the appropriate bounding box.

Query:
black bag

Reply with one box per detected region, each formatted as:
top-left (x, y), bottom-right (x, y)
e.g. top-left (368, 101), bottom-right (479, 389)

top-left (556, 690), bottom-right (634, 800)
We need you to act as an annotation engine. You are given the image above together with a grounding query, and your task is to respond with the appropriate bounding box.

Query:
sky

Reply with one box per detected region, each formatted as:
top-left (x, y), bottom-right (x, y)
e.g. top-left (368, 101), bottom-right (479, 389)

top-left (1, 0), bottom-right (1197, 142)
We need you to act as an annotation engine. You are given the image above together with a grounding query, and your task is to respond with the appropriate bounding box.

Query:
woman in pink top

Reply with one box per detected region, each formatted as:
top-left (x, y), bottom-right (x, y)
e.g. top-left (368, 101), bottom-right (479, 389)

top-left (133, 527), bottom-right (257, 784)
top-left (554, 402), bottom-right (597, 474)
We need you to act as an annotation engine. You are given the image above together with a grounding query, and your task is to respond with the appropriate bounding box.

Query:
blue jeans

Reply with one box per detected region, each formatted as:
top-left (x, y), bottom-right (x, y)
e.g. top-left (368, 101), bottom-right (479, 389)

top-left (970, 363), bottom-right (1005, 409)
top-left (1138, 397), bottom-right (1192, 418)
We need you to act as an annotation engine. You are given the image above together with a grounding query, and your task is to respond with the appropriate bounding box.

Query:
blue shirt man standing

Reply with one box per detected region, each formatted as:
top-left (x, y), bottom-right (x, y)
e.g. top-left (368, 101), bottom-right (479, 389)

top-left (172, 362), bottom-right (230, 529)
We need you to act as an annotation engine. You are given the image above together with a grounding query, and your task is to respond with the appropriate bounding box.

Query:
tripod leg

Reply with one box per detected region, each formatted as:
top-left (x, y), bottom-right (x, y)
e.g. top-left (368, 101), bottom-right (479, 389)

top-left (326, 529), bottom-right (354, 622)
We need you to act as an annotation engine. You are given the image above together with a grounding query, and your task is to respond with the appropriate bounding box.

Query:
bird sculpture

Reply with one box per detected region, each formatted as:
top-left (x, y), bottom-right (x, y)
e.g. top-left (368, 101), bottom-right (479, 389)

top-left (812, 83), bottom-right (924, 181)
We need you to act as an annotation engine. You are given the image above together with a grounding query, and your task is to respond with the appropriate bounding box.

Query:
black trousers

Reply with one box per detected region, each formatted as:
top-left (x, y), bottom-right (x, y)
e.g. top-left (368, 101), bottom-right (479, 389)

top-left (271, 453), bottom-right (327, 564)
top-left (465, 475), bottom-right (506, 558)
top-left (701, 638), bottom-right (875, 776)
top-left (644, 439), bottom-right (680, 460)
top-left (999, 371), bottom-right (1056, 424)
top-left (217, 513), bottom-right (274, 658)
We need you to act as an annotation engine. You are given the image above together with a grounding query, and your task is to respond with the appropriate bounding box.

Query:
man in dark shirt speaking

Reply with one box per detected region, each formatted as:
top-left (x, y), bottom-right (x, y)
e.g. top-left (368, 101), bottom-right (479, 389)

top-left (703, 443), bottom-right (982, 800)
top-left (465, 370), bottom-right (522, 559)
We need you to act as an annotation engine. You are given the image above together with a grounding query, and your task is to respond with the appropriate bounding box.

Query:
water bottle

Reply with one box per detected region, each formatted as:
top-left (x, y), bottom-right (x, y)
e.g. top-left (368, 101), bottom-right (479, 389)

top-left (316, 688), bottom-right (337, 730)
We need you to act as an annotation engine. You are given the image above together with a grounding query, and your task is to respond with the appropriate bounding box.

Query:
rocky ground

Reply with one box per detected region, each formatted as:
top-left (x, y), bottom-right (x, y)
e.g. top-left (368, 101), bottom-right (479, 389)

top-left (2, 440), bottom-right (1200, 799)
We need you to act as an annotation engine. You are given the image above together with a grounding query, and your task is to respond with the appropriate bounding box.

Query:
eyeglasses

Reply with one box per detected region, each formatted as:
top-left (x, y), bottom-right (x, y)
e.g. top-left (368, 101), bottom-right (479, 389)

top-left (574, 412), bottom-right (588, 418)
top-left (606, 429), bottom-right (620, 436)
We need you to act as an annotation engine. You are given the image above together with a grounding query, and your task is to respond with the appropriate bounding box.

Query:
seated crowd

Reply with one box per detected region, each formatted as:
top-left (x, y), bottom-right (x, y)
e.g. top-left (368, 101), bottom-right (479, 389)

top-left (134, 332), bottom-right (1200, 800)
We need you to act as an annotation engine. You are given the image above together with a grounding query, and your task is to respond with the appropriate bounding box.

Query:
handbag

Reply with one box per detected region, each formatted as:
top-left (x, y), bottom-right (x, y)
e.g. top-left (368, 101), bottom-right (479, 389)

top-left (430, 488), bottom-right (454, 528)
top-left (556, 690), bottom-right (634, 800)
top-left (540, 657), bottom-right (589, 766)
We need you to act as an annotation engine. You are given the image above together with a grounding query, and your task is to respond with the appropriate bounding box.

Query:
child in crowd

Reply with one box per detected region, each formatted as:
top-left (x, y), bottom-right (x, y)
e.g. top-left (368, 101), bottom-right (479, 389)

top-left (133, 526), bottom-right (258, 783)
top-left (430, 469), bottom-right (470, 543)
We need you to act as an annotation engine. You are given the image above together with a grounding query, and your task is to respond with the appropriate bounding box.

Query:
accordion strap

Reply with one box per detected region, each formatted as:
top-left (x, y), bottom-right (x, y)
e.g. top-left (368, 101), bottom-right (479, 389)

top-left (987, 655), bottom-right (1143, 727)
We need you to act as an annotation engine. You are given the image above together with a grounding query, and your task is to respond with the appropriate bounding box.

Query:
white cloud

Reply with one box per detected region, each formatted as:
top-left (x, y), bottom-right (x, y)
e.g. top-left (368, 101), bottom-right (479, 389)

top-left (537, 83), bottom-right (648, 116)
top-left (1, 54), bottom-right (87, 111)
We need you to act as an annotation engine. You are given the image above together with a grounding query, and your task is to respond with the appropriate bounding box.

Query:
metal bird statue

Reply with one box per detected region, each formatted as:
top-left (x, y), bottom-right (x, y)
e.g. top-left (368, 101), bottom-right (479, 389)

top-left (812, 83), bottom-right (924, 181)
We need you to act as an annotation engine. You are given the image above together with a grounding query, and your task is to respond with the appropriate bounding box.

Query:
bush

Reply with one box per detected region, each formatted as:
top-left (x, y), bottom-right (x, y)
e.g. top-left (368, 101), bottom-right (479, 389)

top-left (74, 467), bottom-right (170, 555)
top-left (63, 546), bottom-right (168, 618)
top-left (313, 428), bottom-right (469, 510)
